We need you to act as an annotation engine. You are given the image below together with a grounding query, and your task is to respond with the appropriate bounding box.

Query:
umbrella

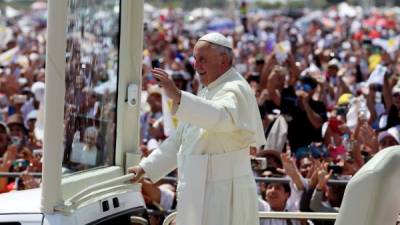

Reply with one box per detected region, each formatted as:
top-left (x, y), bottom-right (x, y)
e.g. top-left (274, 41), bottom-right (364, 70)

top-left (207, 18), bottom-right (235, 33)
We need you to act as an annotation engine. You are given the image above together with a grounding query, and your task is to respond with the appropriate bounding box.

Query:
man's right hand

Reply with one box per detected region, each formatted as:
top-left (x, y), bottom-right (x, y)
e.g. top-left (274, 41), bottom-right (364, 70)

top-left (128, 166), bottom-right (145, 183)
top-left (151, 68), bottom-right (181, 104)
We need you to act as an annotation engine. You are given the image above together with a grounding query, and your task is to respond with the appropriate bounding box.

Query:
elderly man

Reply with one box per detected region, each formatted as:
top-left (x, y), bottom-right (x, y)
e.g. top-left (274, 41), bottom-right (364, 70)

top-left (129, 32), bottom-right (266, 225)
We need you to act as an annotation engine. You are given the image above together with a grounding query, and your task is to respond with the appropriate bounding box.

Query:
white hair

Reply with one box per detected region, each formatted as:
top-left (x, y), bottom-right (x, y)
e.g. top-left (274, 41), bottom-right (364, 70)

top-left (210, 44), bottom-right (233, 66)
top-left (84, 126), bottom-right (98, 139)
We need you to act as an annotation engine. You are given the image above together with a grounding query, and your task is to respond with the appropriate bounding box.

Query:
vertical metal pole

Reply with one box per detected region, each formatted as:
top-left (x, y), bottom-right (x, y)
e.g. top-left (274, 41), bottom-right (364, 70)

top-left (41, 0), bottom-right (68, 214)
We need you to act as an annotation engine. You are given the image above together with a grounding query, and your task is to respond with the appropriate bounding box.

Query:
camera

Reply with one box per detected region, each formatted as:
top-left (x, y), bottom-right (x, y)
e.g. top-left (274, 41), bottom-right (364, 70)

top-left (12, 94), bottom-right (27, 104)
top-left (33, 149), bottom-right (43, 158)
top-left (251, 157), bottom-right (267, 171)
top-left (10, 136), bottom-right (22, 147)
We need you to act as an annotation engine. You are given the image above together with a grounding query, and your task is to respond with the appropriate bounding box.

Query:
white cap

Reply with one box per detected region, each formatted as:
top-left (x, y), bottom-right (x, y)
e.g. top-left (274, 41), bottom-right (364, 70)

top-left (199, 32), bottom-right (233, 49)
top-left (392, 82), bottom-right (400, 94)
top-left (378, 126), bottom-right (400, 144)
top-left (328, 58), bottom-right (341, 68)
top-left (31, 81), bottom-right (45, 102)
top-left (31, 81), bottom-right (45, 94)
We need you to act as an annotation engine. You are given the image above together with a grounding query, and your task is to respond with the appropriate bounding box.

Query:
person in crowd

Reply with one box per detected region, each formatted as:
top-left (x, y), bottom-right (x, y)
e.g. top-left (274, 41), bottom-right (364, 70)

top-left (140, 85), bottom-right (163, 145)
top-left (70, 126), bottom-right (101, 167)
top-left (377, 126), bottom-right (400, 150)
top-left (259, 151), bottom-right (306, 225)
top-left (7, 113), bottom-right (29, 153)
top-left (308, 163), bottom-right (346, 225)
top-left (281, 75), bottom-right (327, 157)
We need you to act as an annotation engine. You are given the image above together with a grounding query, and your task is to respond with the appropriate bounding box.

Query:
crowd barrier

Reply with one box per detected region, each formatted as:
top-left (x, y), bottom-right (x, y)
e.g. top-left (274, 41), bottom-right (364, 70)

top-left (162, 211), bottom-right (338, 225)
top-left (161, 212), bottom-right (400, 225)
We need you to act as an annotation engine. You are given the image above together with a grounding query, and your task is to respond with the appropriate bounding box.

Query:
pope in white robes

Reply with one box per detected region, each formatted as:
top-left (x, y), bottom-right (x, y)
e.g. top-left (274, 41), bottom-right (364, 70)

top-left (129, 32), bottom-right (267, 225)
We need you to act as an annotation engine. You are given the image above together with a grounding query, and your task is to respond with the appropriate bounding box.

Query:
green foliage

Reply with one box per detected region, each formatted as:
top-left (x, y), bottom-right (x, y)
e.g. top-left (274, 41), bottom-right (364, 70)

top-left (147, 0), bottom-right (230, 10)
top-left (254, 1), bottom-right (282, 9)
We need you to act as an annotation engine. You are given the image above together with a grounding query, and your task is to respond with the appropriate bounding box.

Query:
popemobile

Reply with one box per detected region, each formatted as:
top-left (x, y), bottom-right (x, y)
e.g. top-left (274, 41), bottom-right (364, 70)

top-left (0, 0), bottom-right (147, 224)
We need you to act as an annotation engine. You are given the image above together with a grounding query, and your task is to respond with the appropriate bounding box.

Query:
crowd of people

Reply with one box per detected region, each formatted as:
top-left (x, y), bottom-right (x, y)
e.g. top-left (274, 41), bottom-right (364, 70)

top-left (0, 3), bottom-right (46, 192)
top-left (139, 2), bottom-right (400, 225)
top-left (0, 1), bottom-right (400, 225)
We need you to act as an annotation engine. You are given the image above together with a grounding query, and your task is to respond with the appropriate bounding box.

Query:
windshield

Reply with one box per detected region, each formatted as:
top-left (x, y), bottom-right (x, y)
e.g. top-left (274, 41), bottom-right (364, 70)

top-left (62, 0), bottom-right (120, 173)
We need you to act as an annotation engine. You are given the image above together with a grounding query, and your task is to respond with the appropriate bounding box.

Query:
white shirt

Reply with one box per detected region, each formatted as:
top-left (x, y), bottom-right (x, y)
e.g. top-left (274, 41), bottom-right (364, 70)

top-left (259, 199), bottom-right (301, 225)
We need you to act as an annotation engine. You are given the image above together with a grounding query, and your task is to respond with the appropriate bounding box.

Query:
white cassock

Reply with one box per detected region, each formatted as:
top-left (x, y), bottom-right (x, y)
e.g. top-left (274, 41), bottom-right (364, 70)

top-left (140, 67), bottom-right (267, 225)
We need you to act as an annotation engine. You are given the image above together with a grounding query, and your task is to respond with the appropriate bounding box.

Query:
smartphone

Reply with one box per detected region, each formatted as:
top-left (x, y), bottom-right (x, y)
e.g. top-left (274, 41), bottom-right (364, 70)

top-left (328, 164), bottom-right (343, 175)
top-left (151, 59), bottom-right (160, 69)
top-left (362, 39), bottom-right (372, 45)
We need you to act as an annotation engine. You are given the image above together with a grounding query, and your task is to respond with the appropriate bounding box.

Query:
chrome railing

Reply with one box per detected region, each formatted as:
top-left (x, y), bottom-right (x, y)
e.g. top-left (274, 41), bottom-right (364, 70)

top-left (162, 211), bottom-right (338, 225)
top-left (0, 173), bottom-right (350, 186)
top-left (161, 211), bottom-right (400, 225)
top-left (158, 176), bottom-right (350, 186)
top-left (0, 172), bottom-right (42, 178)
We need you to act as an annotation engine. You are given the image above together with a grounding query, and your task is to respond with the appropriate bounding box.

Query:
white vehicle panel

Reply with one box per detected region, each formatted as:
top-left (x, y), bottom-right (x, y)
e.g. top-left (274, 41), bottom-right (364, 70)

top-left (0, 189), bottom-right (145, 225)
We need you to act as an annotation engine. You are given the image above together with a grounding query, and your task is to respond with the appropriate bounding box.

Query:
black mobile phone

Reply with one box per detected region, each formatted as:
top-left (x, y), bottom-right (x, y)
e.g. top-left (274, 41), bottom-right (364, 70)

top-left (328, 164), bottom-right (343, 174)
top-left (362, 39), bottom-right (372, 45)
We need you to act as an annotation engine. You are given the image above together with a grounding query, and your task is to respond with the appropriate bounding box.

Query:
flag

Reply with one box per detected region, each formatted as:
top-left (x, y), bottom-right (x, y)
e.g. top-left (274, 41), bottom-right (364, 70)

top-left (372, 36), bottom-right (400, 54)
top-left (367, 64), bottom-right (387, 85)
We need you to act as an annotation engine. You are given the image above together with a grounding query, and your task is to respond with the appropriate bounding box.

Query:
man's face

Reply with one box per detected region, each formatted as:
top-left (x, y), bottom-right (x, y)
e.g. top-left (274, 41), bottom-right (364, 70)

top-left (327, 66), bottom-right (339, 76)
top-left (272, 72), bottom-right (285, 90)
top-left (147, 94), bottom-right (162, 112)
top-left (9, 124), bottom-right (24, 138)
top-left (265, 183), bottom-right (289, 211)
top-left (299, 157), bottom-right (313, 177)
top-left (84, 133), bottom-right (97, 147)
top-left (392, 92), bottom-right (400, 108)
top-left (193, 41), bottom-right (224, 86)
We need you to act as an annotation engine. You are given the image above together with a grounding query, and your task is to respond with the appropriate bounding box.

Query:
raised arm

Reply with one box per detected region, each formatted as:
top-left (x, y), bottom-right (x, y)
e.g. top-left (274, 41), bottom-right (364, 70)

top-left (382, 73), bottom-right (393, 111)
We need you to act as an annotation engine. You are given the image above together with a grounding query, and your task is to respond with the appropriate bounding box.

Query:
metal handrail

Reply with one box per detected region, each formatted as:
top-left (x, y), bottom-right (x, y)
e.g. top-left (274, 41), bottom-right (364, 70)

top-left (0, 172), bottom-right (42, 178)
top-left (162, 212), bottom-right (338, 225)
top-left (130, 216), bottom-right (148, 225)
top-left (162, 211), bottom-right (400, 225)
top-left (258, 212), bottom-right (337, 219)
top-left (0, 173), bottom-right (350, 186)
top-left (159, 176), bottom-right (350, 186)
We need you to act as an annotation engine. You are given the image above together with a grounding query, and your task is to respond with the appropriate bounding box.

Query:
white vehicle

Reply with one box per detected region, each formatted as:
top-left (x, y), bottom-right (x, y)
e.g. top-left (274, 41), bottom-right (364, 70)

top-left (0, 0), bottom-right (147, 224)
